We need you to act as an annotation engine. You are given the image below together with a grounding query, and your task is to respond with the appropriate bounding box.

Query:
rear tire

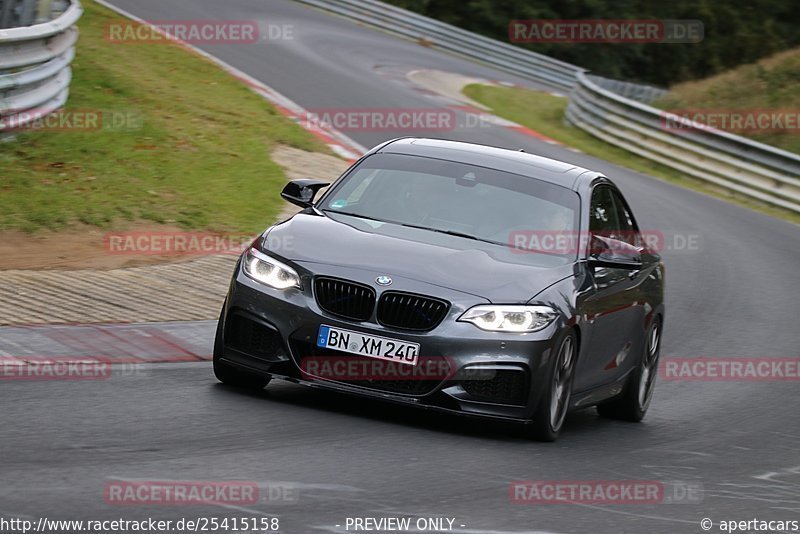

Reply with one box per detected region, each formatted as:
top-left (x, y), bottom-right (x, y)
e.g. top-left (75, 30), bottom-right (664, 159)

top-left (213, 303), bottom-right (270, 390)
top-left (597, 316), bottom-right (662, 422)
top-left (525, 330), bottom-right (577, 442)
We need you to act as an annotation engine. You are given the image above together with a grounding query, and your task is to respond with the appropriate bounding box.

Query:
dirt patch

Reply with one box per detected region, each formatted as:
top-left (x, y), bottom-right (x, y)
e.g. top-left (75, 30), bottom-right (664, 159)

top-left (0, 224), bottom-right (214, 271)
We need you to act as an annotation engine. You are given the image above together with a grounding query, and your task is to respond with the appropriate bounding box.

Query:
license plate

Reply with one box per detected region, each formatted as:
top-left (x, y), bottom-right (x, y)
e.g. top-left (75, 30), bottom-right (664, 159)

top-left (316, 325), bottom-right (419, 365)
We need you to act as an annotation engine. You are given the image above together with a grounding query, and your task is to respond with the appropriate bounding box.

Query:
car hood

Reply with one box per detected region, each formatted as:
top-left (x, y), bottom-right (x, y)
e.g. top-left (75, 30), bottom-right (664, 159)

top-left (264, 212), bottom-right (577, 303)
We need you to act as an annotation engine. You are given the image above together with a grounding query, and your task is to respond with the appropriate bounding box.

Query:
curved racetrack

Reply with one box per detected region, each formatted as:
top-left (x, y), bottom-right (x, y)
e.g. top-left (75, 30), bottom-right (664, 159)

top-left (4, 2), bottom-right (799, 533)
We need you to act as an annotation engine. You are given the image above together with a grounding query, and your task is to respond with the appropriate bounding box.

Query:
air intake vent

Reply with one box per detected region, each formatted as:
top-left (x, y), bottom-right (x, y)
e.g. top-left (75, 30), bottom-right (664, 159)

top-left (377, 291), bottom-right (449, 331)
top-left (461, 369), bottom-right (527, 405)
top-left (314, 277), bottom-right (376, 322)
top-left (226, 313), bottom-right (286, 360)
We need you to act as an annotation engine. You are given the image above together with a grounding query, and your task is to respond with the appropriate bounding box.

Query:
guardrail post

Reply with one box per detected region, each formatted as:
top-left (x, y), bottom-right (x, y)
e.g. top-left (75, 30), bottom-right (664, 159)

top-left (0, 0), bottom-right (82, 140)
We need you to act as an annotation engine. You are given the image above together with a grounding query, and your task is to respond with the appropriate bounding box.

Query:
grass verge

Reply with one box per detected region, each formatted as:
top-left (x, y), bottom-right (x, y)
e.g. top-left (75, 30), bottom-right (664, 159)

top-left (463, 84), bottom-right (799, 225)
top-left (0, 0), bottom-right (329, 234)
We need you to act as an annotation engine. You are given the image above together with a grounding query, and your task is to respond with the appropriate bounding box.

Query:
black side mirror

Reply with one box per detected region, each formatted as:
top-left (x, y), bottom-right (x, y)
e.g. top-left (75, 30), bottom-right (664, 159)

top-left (588, 234), bottom-right (643, 270)
top-left (280, 179), bottom-right (329, 208)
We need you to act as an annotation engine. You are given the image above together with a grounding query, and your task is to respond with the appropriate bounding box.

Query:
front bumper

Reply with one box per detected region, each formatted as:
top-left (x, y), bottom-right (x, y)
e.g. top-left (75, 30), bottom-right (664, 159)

top-left (217, 259), bottom-right (563, 422)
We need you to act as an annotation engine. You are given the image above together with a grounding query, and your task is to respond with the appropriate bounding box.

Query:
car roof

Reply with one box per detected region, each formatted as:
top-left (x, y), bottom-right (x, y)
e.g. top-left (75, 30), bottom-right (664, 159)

top-left (374, 137), bottom-right (600, 191)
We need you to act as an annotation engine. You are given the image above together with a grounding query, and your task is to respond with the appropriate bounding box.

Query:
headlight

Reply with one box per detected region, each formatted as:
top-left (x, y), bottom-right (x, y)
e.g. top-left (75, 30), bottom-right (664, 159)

top-left (458, 305), bottom-right (557, 333)
top-left (243, 247), bottom-right (301, 290)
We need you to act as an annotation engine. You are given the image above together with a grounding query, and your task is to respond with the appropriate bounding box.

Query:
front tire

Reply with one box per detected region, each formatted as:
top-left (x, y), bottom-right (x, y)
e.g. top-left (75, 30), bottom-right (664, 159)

top-left (597, 316), bottom-right (662, 422)
top-left (525, 330), bottom-right (577, 442)
top-left (213, 303), bottom-right (271, 390)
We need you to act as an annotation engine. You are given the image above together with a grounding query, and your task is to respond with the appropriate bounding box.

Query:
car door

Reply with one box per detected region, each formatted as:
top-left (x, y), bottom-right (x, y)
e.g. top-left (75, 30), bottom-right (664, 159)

top-left (574, 185), bottom-right (646, 392)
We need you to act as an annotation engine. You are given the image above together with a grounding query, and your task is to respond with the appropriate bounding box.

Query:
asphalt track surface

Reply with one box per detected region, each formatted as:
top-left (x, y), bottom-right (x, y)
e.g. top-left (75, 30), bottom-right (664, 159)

top-left (3, 1), bottom-right (799, 533)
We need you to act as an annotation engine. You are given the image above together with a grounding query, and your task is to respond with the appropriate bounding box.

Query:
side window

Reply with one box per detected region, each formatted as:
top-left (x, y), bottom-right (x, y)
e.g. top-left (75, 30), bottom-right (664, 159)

top-left (589, 186), bottom-right (619, 237)
top-left (590, 185), bottom-right (641, 246)
top-left (609, 190), bottom-right (641, 246)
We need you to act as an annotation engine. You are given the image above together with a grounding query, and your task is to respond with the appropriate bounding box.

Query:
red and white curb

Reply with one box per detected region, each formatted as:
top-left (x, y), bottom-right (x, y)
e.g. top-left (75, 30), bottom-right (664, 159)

top-left (0, 320), bottom-right (216, 369)
top-left (93, 0), bottom-right (365, 162)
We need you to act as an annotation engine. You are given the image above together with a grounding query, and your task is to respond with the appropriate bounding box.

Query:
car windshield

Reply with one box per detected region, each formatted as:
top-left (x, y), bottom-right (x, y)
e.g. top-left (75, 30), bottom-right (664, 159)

top-left (319, 153), bottom-right (581, 258)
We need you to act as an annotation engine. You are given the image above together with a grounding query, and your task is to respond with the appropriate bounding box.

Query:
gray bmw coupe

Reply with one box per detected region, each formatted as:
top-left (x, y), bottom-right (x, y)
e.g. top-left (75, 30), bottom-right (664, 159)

top-left (213, 138), bottom-right (665, 441)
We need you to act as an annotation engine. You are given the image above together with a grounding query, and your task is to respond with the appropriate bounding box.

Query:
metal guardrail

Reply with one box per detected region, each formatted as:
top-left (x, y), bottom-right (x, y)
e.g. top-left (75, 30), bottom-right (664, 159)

top-left (566, 73), bottom-right (800, 213)
top-left (294, 0), bottom-right (583, 91)
top-left (296, 0), bottom-right (800, 213)
top-left (0, 0), bottom-right (82, 138)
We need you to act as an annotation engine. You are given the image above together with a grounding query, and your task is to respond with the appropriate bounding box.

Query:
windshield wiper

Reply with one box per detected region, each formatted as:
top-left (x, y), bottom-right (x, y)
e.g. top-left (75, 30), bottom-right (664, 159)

top-left (398, 222), bottom-right (506, 247)
top-left (322, 210), bottom-right (386, 223)
top-left (324, 212), bottom-right (506, 247)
